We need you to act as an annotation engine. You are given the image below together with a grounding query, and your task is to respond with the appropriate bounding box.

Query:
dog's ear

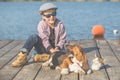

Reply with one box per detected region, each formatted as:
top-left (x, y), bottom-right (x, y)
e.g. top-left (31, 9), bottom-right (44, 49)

top-left (66, 45), bottom-right (73, 51)
top-left (75, 45), bottom-right (83, 53)
top-left (79, 46), bottom-right (83, 52)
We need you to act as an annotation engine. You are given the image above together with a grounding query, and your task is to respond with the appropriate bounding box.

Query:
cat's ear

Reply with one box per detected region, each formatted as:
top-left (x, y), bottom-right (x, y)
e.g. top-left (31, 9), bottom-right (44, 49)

top-left (99, 58), bottom-right (104, 64)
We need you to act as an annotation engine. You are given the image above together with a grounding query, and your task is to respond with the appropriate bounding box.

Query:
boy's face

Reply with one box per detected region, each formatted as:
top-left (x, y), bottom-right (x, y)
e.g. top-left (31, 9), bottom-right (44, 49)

top-left (42, 9), bottom-right (56, 25)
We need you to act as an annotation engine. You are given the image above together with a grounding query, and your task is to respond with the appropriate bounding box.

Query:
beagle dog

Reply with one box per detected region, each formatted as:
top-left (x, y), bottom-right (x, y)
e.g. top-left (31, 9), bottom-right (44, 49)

top-left (58, 45), bottom-right (92, 75)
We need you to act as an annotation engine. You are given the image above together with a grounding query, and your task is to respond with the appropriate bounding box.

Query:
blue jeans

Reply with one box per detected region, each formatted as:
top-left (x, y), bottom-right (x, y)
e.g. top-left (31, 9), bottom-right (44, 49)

top-left (21, 34), bottom-right (48, 54)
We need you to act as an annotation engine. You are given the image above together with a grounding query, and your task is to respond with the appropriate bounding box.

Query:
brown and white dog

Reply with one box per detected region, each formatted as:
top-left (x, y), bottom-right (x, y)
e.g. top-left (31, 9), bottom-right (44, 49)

top-left (57, 44), bottom-right (92, 75)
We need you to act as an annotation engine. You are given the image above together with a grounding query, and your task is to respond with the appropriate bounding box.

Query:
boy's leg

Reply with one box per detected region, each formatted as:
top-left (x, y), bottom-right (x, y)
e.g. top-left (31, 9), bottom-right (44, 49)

top-left (12, 34), bottom-right (46, 67)
top-left (22, 34), bottom-right (47, 54)
top-left (23, 34), bottom-right (49, 62)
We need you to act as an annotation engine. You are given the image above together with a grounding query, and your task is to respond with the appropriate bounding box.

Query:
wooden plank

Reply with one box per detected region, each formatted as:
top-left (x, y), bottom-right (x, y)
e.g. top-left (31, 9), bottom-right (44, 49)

top-left (0, 41), bottom-right (25, 80)
top-left (96, 40), bottom-right (120, 80)
top-left (107, 40), bottom-right (120, 61)
top-left (61, 73), bottom-right (78, 80)
top-left (0, 40), bottom-right (22, 58)
top-left (79, 39), bottom-right (108, 80)
top-left (12, 58), bottom-right (42, 80)
top-left (35, 66), bottom-right (61, 80)
top-left (61, 40), bottom-right (79, 80)
top-left (0, 40), bottom-right (13, 49)
top-left (66, 40), bottom-right (80, 45)
top-left (0, 40), bottom-right (119, 80)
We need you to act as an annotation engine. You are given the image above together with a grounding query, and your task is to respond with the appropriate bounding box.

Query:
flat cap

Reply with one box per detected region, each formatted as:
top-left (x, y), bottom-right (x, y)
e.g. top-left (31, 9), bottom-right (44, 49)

top-left (39, 3), bottom-right (57, 13)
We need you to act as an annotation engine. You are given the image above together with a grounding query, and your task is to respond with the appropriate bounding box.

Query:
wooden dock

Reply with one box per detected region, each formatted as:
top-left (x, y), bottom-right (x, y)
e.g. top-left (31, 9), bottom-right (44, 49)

top-left (0, 39), bottom-right (120, 80)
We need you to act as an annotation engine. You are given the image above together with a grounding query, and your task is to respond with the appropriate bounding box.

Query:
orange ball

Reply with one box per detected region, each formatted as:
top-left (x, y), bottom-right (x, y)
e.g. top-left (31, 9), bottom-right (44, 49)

top-left (92, 25), bottom-right (105, 35)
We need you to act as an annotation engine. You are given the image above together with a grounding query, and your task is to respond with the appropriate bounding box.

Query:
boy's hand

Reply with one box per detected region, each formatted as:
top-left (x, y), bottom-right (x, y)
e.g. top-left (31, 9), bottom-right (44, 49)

top-left (50, 48), bottom-right (60, 53)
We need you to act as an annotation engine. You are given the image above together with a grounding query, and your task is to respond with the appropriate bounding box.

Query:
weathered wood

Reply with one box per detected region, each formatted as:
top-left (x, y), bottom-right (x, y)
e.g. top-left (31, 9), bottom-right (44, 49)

top-left (61, 73), bottom-right (78, 80)
top-left (96, 40), bottom-right (120, 80)
top-left (0, 40), bottom-right (120, 80)
top-left (0, 40), bottom-right (23, 69)
top-left (0, 40), bottom-right (13, 49)
top-left (35, 66), bottom-right (61, 80)
top-left (0, 41), bottom-right (25, 80)
top-left (12, 58), bottom-right (42, 80)
top-left (107, 40), bottom-right (120, 61)
top-left (0, 40), bottom-right (21, 58)
top-left (79, 39), bottom-right (109, 80)
top-left (66, 40), bottom-right (80, 45)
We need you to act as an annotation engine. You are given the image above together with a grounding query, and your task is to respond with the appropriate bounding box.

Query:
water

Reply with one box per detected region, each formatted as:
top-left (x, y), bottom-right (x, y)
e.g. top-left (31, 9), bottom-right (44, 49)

top-left (0, 2), bottom-right (120, 40)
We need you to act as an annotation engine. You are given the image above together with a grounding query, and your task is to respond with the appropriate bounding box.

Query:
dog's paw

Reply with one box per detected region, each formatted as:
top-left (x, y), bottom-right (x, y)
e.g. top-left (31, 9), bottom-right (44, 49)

top-left (61, 68), bottom-right (69, 75)
top-left (87, 69), bottom-right (92, 74)
top-left (42, 61), bottom-right (50, 67)
top-left (73, 67), bottom-right (86, 75)
top-left (75, 69), bottom-right (86, 75)
top-left (55, 66), bottom-right (61, 70)
top-left (49, 63), bottom-right (53, 66)
top-left (74, 70), bottom-right (79, 73)
top-left (69, 64), bottom-right (78, 72)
